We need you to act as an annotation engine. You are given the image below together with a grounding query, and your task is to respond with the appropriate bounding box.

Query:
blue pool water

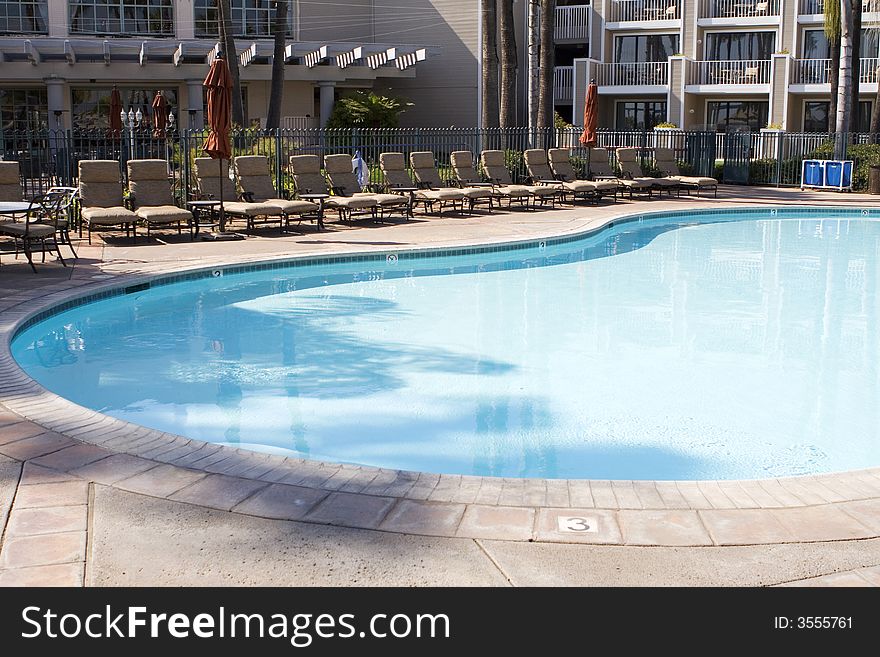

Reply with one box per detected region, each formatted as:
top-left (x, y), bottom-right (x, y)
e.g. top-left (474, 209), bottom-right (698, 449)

top-left (11, 209), bottom-right (880, 480)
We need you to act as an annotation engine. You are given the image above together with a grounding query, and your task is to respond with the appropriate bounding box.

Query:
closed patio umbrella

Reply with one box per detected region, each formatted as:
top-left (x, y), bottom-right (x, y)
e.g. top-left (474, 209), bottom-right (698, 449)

top-left (578, 81), bottom-right (598, 148)
top-left (203, 52), bottom-right (233, 233)
top-left (151, 90), bottom-right (168, 138)
top-left (109, 86), bottom-right (122, 137)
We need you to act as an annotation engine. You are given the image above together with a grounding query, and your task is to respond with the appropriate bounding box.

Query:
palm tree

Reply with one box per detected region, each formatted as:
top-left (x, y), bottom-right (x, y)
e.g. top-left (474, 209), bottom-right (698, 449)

top-left (850, 0), bottom-right (862, 128)
top-left (265, 0), bottom-right (288, 130)
top-left (498, 0), bottom-right (518, 128)
top-left (481, 0), bottom-right (499, 128)
top-left (536, 0), bottom-right (555, 127)
top-left (835, 0), bottom-right (854, 158)
top-left (217, 0), bottom-right (244, 126)
top-left (825, 0), bottom-right (841, 132)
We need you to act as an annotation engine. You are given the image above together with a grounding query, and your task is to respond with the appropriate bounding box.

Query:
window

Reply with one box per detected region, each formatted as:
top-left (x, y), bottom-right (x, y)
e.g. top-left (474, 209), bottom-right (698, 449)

top-left (71, 88), bottom-right (178, 131)
top-left (802, 28), bottom-right (880, 59)
top-left (707, 100), bottom-right (769, 132)
top-left (0, 0), bottom-right (47, 33)
top-left (69, 0), bottom-right (174, 36)
top-left (804, 100), bottom-right (872, 132)
top-left (705, 32), bottom-right (775, 60)
top-left (194, 0), bottom-right (293, 38)
top-left (0, 88), bottom-right (47, 132)
top-left (615, 101), bottom-right (667, 130)
top-left (614, 34), bottom-right (679, 63)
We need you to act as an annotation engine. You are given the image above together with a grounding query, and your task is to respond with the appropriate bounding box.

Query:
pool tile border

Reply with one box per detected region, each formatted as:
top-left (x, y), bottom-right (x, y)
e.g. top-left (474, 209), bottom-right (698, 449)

top-left (1, 201), bottom-right (880, 546)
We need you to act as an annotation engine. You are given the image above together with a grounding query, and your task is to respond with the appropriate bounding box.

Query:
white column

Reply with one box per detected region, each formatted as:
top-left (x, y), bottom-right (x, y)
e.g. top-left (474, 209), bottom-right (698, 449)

top-left (318, 81), bottom-right (336, 127)
top-left (186, 79), bottom-right (205, 128)
top-left (46, 0), bottom-right (68, 38)
top-left (45, 77), bottom-right (67, 131)
top-left (176, 0), bottom-right (195, 39)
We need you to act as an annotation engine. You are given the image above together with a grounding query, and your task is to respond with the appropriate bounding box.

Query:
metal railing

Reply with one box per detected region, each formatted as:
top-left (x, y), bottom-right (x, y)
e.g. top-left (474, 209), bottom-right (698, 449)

top-left (554, 66), bottom-right (574, 102)
top-left (609, 0), bottom-right (680, 21)
top-left (791, 58), bottom-right (880, 84)
top-left (799, 0), bottom-right (877, 13)
top-left (686, 59), bottom-right (772, 85)
top-left (700, 0), bottom-right (779, 17)
top-left (555, 4), bottom-right (591, 41)
top-left (596, 61), bottom-right (669, 86)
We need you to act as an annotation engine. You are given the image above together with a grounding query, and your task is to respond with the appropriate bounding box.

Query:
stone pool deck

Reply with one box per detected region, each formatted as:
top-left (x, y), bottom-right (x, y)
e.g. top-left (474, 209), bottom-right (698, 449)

top-left (1, 186), bottom-right (879, 586)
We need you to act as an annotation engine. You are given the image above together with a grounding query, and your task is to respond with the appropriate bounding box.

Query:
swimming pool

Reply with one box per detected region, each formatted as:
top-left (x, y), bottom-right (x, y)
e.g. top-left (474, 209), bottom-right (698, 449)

top-left (11, 208), bottom-right (880, 480)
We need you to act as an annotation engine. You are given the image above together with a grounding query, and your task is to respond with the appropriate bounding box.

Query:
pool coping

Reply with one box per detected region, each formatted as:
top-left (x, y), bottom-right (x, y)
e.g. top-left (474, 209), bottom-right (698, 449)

top-left (1, 200), bottom-right (880, 547)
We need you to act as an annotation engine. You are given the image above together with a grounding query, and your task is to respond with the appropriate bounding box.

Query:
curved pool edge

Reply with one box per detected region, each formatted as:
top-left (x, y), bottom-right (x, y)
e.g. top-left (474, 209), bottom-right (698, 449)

top-left (2, 200), bottom-right (880, 546)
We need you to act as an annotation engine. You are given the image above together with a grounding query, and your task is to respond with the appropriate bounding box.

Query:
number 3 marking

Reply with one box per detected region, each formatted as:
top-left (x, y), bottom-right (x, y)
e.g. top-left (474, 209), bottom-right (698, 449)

top-left (557, 516), bottom-right (598, 533)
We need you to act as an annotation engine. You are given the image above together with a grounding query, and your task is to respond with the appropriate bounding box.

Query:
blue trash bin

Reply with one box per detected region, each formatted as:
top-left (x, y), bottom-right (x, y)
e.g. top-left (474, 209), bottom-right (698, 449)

top-left (825, 160), bottom-right (843, 187)
top-left (802, 160), bottom-right (824, 187)
top-left (841, 160), bottom-right (853, 188)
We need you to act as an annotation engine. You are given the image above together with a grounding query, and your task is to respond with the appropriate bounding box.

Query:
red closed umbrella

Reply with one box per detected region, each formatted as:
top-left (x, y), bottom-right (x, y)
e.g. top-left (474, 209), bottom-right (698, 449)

top-left (203, 53), bottom-right (233, 232)
top-left (109, 86), bottom-right (122, 137)
top-left (151, 90), bottom-right (168, 138)
top-left (578, 81), bottom-right (598, 148)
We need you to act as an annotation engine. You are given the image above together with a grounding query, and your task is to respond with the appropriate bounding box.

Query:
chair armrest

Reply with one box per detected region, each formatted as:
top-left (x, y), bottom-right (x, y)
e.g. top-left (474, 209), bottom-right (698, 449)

top-left (330, 185), bottom-right (348, 197)
top-left (239, 191), bottom-right (255, 202)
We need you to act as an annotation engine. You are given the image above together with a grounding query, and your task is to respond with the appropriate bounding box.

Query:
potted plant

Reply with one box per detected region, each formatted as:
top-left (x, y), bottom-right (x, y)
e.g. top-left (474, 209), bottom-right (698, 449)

top-left (653, 122), bottom-right (678, 130)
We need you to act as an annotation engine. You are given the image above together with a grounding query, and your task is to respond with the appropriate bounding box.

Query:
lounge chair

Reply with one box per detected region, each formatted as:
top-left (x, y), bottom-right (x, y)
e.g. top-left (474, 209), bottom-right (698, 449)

top-left (479, 150), bottom-right (559, 208)
top-left (323, 154), bottom-right (411, 220)
top-left (289, 154), bottom-right (378, 224)
top-left (615, 148), bottom-right (680, 196)
top-left (234, 155), bottom-right (319, 232)
top-left (0, 161), bottom-right (22, 201)
top-left (78, 160), bottom-right (138, 243)
top-left (588, 147), bottom-right (654, 198)
top-left (42, 186), bottom-right (79, 258)
top-left (548, 148), bottom-right (618, 202)
top-left (193, 157), bottom-right (284, 234)
top-left (127, 159), bottom-right (193, 238)
top-left (653, 148), bottom-right (718, 197)
top-left (450, 151), bottom-right (531, 209)
top-left (379, 152), bottom-right (464, 216)
top-left (0, 192), bottom-right (67, 272)
top-left (523, 149), bottom-right (601, 204)
top-left (410, 151), bottom-right (494, 213)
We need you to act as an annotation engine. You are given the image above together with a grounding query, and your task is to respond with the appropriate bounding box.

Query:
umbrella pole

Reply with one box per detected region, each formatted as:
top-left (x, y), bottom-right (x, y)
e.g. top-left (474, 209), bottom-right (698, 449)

top-left (219, 157), bottom-right (226, 232)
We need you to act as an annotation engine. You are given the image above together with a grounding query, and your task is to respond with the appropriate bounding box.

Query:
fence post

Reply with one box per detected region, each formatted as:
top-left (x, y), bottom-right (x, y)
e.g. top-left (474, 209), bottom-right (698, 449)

top-left (182, 129), bottom-right (190, 204)
top-left (774, 132), bottom-right (783, 187)
top-left (275, 128), bottom-right (283, 196)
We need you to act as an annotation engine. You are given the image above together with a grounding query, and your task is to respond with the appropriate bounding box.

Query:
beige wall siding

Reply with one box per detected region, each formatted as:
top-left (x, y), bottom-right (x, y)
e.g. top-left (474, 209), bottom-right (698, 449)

top-left (248, 81), bottom-right (316, 128)
top-left (298, 0), bottom-right (374, 42)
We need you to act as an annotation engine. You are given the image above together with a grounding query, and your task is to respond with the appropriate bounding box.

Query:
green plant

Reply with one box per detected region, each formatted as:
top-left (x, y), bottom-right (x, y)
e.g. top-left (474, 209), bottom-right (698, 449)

top-left (325, 91), bottom-right (413, 129)
top-left (765, 122), bottom-right (783, 129)
top-left (774, 48), bottom-right (790, 55)
top-left (554, 112), bottom-right (572, 129)
top-left (654, 122), bottom-right (677, 128)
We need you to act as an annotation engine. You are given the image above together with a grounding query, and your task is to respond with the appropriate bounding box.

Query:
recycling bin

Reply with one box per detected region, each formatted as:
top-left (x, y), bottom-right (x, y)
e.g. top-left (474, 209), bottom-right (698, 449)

top-left (801, 159), bottom-right (824, 188)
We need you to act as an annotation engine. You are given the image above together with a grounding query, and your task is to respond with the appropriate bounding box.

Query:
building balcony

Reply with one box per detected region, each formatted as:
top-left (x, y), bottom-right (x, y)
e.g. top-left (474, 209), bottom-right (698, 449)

top-left (554, 65), bottom-right (574, 103)
top-left (799, 0), bottom-right (874, 14)
top-left (555, 5), bottom-right (591, 42)
top-left (789, 57), bottom-right (880, 91)
top-left (607, 0), bottom-right (680, 24)
top-left (685, 59), bottom-right (772, 90)
top-left (595, 61), bottom-right (669, 91)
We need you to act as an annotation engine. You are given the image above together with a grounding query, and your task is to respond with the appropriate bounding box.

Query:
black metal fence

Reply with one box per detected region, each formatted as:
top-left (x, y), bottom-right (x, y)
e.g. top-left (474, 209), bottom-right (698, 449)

top-left (2, 126), bottom-right (877, 198)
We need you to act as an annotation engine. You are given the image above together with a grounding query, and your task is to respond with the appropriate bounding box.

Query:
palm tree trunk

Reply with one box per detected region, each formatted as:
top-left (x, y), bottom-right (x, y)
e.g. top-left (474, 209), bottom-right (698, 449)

top-left (217, 0), bottom-right (244, 127)
top-left (851, 0), bottom-right (862, 130)
top-left (499, 0), bottom-right (517, 128)
top-left (835, 0), bottom-right (854, 158)
top-left (481, 0), bottom-right (499, 128)
top-left (266, 0), bottom-right (288, 130)
top-left (536, 0), bottom-right (555, 128)
top-left (829, 37), bottom-right (840, 130)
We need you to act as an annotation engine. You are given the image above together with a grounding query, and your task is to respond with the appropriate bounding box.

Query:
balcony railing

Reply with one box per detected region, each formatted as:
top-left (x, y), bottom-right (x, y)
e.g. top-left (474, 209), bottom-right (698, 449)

top-left (554, 66), bottom-right (574, 102)
top-left (791, 58), bottom-right (880, 84)
top-left (609, 0), bottom-right (680, 22)
top-left (799, 0), bottom-right (876, 13)
top-left (686, 59), bottom-right (772, 85)
top-left (699, 0), bottom-right (779, 18)
top-left (555, 5), bottom-right (591, 41)
top-left (596, 61), bottom-right (669, 86)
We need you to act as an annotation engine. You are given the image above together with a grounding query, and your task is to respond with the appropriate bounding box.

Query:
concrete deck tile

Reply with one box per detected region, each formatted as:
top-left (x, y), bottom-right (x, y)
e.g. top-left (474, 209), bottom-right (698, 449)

top-left (250, 465), bottom-right (295, 484)
top-left (337, 469), bottom-right (380, 494)
top-left (801, 476), bottom-right (857, 504)
top-left (1, 531), bottom-right (87, 568)
top-left (567, 481), bottom-right (594, 507)
top-left (836, 499), bottom-right (880, 533)
top-left (115, 464), bottom-right (206, 498)
top-left (232, 483), bottom-right (328, 521)
top-left (737, 480), bottom-right (791, 508)
top-left (771, 505), bottom-right (875, 542)
top-left (534, 508), bottom-right (621, 544)
top-left (448, 478), bottom-right (482, 504)
top-left (848, 472), bottom-right (880, 497)
top-left (674, 481), bottom-right (712, 508)
top-left (696, 481), bottom-right (735, 509)
top-left (0, 432), bottom-right (76, 460)
top-left (611, 481), bottom-right (642, 509)
top-left (0, 563), bottom-right (84, 587)
top-left (7, 505), bottom-right (88, 537)
top-left (618, 510), bottom-right (713, 546)
top-left (167, 444), bottom-right (223, 468)
top-left (715, 481), bottom-right (759, 509)
top-left (474, 478), bottom-right (504, 505)
top-left (70, 454), bottom-right (155, 484)
top-left (589, 480), bottom-right (618, 508)
top-left (456, 505), bottom-right (535, 541)
top-left (856, 566), bottom-right (880, 586)
top-left (426, 474), bottom-right (463, 502)
top-left (781, 571), bottom-right (875, 587)
top-left (21, 462), bottom-right (79, 484)
top-left (777, 479), bottom-right (831, 506)
top-left (0, 410), bottom-right (22, 427)
top-left (522, 480), bottom-right (548, 507)
top-left (320, 467), bottom-right (365, 492)
top-left (545, 479), bottom-right (571, 508)
top-left (632, 481), bottom-right (664, 508)
top-left (379, 500), bottom-right (466, 536)
top-left (654, 481), bottom-right (688, 508)
top-left (30, 443), bottom-right (113, 472)
top-left (352, 469), bottom-right (399, 495)
top-left (14, 480), bottom-right (90, 508)
top-left (497, 479), bottom-right (526, 507)
top-left (216, 454), bottom-right (273, 478)
top-left (304, 492), bottom-right (396, 530)
top-left (0, 421), bottom-right (46, 445)
top-left (403, 473), bottom-right (441, 501)
top-left (169, 474), bottom-right (268, 511)
top-left (758, 479), bottom-right (808, 506)
top-left (699, 509), bottom-right (796, 545)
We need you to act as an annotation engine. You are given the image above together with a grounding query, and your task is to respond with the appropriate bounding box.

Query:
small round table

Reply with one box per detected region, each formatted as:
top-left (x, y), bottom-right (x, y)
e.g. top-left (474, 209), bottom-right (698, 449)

top-left (298, 193), bottom-right (330, 230)
top-left (0, 201), bottom-right (33, 219)
top-left (186, 200), bottom-right (221, 237)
